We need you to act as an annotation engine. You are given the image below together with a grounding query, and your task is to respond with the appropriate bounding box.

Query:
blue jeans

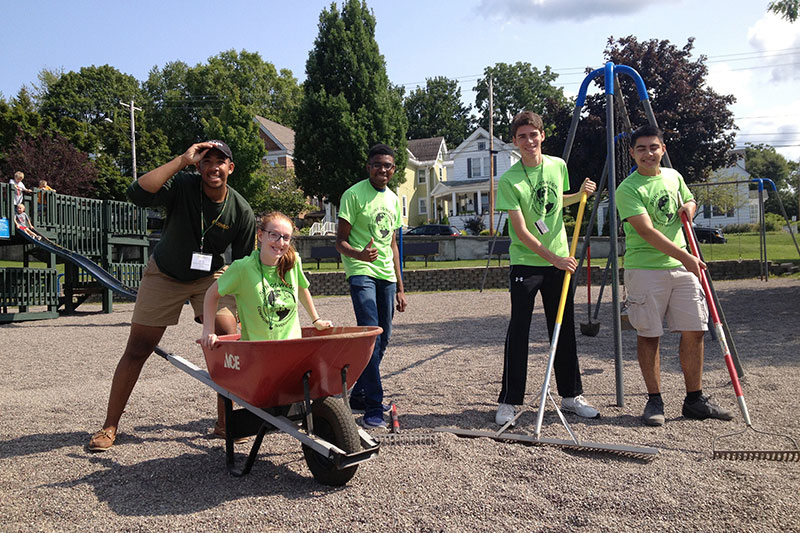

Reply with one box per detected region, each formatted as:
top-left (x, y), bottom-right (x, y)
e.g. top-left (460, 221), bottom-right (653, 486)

top-left (348, 275), bottom-right (395, 418)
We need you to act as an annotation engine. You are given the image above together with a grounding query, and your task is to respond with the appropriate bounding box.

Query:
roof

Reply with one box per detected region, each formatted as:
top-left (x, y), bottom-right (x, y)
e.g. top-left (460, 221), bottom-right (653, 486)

top-left (254, 115), bottom-right (295, 151)
top-left (407, 137), bottom-right (445, 163)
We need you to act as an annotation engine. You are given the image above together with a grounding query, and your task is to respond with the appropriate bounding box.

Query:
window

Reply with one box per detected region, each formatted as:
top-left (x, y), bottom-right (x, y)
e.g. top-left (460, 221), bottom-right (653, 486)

top-left (468, 157), bottom-right (491, 178)
top-left (477, 141), bottom-right (486, 150)
top-left (703, 204), bottom-right (711, 218)
top-left (402, 195), bottom-right (408, 218)
top-left (417, 168), bottom-right (426, 185)
top-left (419, 198), bottom-right (427, 215)
top-left (438, 167), bottom-right (443, 179)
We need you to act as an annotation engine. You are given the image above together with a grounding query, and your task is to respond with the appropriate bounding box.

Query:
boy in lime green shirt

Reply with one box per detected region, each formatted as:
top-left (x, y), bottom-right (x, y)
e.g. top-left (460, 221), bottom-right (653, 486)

top-left (336, 144), bottom-right (407, 428)
top-left (494, 111), bottom-right (599, 426)
top-left (616, 124), bottom-right (733, 426)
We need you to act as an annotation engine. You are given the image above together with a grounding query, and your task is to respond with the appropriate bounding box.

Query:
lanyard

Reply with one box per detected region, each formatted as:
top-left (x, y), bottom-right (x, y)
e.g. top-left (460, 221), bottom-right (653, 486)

top-left (258, 258), bottom-right (275, 330)
top-left (200, 186), bottom-right (229, 252)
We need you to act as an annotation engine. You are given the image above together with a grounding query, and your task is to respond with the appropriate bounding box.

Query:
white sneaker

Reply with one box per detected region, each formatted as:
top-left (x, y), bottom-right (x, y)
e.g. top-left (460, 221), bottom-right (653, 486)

top-left (561, 395), bottom-right (600, 419)
top-left (495, 403), bottom-right (517, 426)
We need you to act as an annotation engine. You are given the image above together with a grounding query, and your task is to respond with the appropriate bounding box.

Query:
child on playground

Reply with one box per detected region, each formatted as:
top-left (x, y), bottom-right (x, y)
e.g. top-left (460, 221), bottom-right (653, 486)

top-left (616, 124), bottom-right (733, 426)
top-left (200, 211), bottom-right (333, 347)
top-left (14, 204), bottom-right (40, 240)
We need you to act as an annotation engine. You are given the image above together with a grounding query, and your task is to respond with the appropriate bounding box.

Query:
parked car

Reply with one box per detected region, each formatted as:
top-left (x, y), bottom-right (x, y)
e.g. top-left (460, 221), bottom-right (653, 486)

top-left (404, 224), bottom-right (461, 236)
top-left (692, 225), bottom-right (727, 244)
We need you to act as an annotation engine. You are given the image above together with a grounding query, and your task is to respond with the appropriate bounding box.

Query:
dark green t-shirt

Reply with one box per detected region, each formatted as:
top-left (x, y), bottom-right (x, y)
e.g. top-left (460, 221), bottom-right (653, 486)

top-left (127, 172), bottom-right (256, 281)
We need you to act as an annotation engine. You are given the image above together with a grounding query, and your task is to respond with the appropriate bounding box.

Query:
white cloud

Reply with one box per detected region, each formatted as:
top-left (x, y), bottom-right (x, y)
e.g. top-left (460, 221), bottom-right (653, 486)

top-left (747, 13), bottom-right (800, 82)
top-left (476, 0), bottom-right (658, 22)
top-left (707, 63), bottom-right (753, 107)
top-left (735, 98), bottom-right (800, 161)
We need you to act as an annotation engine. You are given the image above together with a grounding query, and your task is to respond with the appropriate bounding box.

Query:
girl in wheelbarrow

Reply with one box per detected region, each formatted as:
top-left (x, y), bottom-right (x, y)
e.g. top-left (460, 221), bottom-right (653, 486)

top-left (200, 211), bottom-right (333, 347)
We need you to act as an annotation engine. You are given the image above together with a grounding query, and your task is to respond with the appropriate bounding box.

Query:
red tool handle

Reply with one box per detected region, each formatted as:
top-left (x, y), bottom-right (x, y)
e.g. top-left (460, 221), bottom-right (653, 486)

top-left (390, 403), bottom-right (400, 433)
top-left (678, 210), bottom-right (745, 401)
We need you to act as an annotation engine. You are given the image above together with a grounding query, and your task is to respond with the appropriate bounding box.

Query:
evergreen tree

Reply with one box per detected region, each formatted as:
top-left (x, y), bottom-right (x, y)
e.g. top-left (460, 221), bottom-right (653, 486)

top-left (295, 0), bottom-right (407, 206)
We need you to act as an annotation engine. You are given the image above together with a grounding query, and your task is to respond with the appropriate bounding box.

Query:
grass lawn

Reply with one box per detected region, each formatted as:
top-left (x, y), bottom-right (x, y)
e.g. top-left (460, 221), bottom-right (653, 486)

top-left (3, 232), bottom-right (798, 273)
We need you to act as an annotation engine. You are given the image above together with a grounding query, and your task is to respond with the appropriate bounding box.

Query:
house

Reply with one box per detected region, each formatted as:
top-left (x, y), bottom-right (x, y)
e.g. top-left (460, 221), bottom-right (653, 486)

top-left (429, 127), bottom-right (519, 232)
top-left (396, 137), bottom-right (450, 227)
top-left (254, 115), bottom-right (295, 169)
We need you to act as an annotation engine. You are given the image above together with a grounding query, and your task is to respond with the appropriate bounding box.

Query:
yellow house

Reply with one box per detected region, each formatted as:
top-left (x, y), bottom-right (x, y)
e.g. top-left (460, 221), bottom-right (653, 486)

top-left (397, 137), bottom-right (450, 228)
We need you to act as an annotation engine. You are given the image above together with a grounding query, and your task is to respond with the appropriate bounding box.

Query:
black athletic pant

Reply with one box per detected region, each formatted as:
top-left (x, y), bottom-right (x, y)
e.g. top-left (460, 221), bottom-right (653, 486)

top-left (498, 265), bottom-right (583, 405)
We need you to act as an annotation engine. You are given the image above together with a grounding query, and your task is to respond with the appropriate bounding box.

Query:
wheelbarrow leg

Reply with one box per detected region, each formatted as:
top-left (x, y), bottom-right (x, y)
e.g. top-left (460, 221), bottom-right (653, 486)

top-left (223, 397), bottom-right (268, 477)
top-left (302, 371), bottom-right (314, 435)
top-left (340, 365), bottom-right (352, 415)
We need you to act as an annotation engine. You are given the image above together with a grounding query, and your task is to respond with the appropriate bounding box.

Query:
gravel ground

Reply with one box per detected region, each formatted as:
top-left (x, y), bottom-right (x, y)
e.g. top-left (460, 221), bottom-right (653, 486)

top-left (1, 278), bottom-right (799, 532)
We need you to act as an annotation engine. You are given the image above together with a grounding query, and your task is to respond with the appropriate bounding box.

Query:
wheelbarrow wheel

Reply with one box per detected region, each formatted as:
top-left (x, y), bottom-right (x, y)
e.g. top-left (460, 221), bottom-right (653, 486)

top-left (302, 396), bottom-right (361, 486)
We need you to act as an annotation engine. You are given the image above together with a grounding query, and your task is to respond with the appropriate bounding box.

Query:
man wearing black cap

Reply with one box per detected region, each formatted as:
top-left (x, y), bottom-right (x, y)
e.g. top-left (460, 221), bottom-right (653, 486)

top-left (89, 141), bottom-right (256, 451)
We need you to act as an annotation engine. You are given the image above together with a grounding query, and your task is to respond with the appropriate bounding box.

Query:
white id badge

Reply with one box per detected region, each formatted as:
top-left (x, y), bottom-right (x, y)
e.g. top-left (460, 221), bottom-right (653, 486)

top-left (190, 252), bottom-right (213, 271)
top-left (534, 219), bottom-right (549, 235)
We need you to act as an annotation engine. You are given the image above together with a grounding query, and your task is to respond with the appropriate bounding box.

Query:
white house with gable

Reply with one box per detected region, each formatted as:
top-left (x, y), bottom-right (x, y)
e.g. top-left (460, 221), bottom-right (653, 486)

top-left (430, 127), bottom-right (519, 232)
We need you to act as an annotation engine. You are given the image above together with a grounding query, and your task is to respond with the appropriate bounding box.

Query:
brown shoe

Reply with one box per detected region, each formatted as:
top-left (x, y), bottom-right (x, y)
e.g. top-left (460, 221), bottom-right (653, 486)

top-left (212, 423), bottom-right (249, 444)
top-left (89, 429), bottom-right (116, 451)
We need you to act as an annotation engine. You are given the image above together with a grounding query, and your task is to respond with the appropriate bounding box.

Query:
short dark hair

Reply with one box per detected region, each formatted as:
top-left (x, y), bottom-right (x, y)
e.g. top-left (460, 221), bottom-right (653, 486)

top-left (368, 143), bottom-right (396, 161)
top-left (511, 111), bottom-right (544, 138)
top-left (630, 125), bottom-right (665, 146)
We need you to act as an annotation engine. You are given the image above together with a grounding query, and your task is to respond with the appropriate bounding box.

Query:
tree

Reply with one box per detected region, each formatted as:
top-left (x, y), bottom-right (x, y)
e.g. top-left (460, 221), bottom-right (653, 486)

top-left (4, 130), bottom-right (99, 196)
top-left (295, 0), bottom-right (408, 206)
top-left (246, 165), bottom-right (310, 217)
top-left (145, 51), bottom-right (302, 158)
top-left (404, 76), bottom-right (472, 146)
top-left (575, 37), bottom-right (737, 185)
top-left (745, 143), bottom-right (798, 218)
top-left (691, 169), bottom-right (747, 221)
top-left (37, 64), bottom-right (172, 198)
top-left (473, 62), bottom-right (570, 142)
top-left (769, 0), bottom-right (799, 21)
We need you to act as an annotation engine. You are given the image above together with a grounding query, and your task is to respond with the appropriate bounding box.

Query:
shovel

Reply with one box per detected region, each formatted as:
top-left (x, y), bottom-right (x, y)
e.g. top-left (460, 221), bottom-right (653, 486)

top-left (579, 243), bottom-right (600, 337)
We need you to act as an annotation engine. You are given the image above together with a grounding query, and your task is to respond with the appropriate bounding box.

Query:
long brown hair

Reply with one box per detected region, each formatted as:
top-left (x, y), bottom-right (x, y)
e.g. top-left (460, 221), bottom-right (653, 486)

top-left (258, 211), bottom-right (296, 283)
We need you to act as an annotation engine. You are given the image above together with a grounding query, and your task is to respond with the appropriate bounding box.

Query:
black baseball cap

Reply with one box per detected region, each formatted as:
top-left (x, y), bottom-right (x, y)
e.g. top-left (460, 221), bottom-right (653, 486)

top-left (205, 140), bottom-right (233, 161)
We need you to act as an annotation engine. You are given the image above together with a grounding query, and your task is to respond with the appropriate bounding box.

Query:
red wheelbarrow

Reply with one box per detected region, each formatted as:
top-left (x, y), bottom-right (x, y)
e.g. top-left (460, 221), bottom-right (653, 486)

top-left (153, 326), bottom-right (382, 486)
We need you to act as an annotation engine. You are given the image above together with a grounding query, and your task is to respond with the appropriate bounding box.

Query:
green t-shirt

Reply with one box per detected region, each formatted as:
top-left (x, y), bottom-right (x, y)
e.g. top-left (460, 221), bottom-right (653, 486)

top-left (616, 167), bottom-right (694, 270)
top-left (495, 155), bottom-right (570, 266)
top-left (127, 172), bottom-right (256, 281)
top-left (338, 179), bottom-right (402, 281)
top-left (216, 250), bottom-right (310, 341)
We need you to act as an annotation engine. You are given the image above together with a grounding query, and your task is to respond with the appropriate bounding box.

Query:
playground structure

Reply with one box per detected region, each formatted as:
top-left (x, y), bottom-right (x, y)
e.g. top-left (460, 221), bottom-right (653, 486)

top-left (0, 182), bottom-right (149, 323)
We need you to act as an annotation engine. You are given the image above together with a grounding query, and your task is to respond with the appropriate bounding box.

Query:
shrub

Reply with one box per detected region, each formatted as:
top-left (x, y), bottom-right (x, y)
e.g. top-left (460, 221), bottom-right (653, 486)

top-left (464, 216), bottom-right (485, 235)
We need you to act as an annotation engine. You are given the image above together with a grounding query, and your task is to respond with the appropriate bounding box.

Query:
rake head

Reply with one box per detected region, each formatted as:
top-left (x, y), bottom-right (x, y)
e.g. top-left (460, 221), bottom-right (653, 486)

top-left (375, 432), bottom-right (440, 446)
top-left (436, 428), bottom-right (659, 462)
top-left (712, 425), bottom-right (800, 462)
top-left (713, 449), bottom-right (800, 462)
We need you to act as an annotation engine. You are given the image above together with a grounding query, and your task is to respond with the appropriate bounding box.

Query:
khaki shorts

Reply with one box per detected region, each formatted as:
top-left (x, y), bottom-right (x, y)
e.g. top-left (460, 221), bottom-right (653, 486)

top-left (132, 258), bottom-right (236, 327)
top-left (623, 266), bottom-right (708, 337)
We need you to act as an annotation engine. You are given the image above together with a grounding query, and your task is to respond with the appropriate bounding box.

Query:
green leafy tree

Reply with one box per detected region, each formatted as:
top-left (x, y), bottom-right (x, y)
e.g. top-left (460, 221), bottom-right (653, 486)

top-left (295, 0), bottom-right (408, 206)
top-left (247, 165), bottom-right (310, 217)
top-left (37, 64), bottom-right (171, 198)
top-left (746, 143), bottom-right (798, 218)
top-left (0, 90), bottom-right (49, 169)
top-left (404, 76), bottom-right (472, 146)
top-left (691, 169), bottom-right (747, 221)
top-left (145, 51), bottom-right (302, 157)
top-left (474, 62), bottom-right (570, 142)
top-left (769, 0), bottom-right (799, 21)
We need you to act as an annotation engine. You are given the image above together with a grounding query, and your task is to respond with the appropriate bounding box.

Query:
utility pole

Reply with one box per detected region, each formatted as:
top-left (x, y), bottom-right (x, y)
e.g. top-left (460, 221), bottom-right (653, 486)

top-left (488, 76), bottom-right (495, 235)
top-left (120, 99), bottom-right (141, 180)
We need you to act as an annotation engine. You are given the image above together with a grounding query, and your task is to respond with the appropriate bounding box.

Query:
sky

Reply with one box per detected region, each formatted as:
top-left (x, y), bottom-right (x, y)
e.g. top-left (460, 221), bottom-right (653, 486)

top-left (1, 0), bottom-right (799, 161)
